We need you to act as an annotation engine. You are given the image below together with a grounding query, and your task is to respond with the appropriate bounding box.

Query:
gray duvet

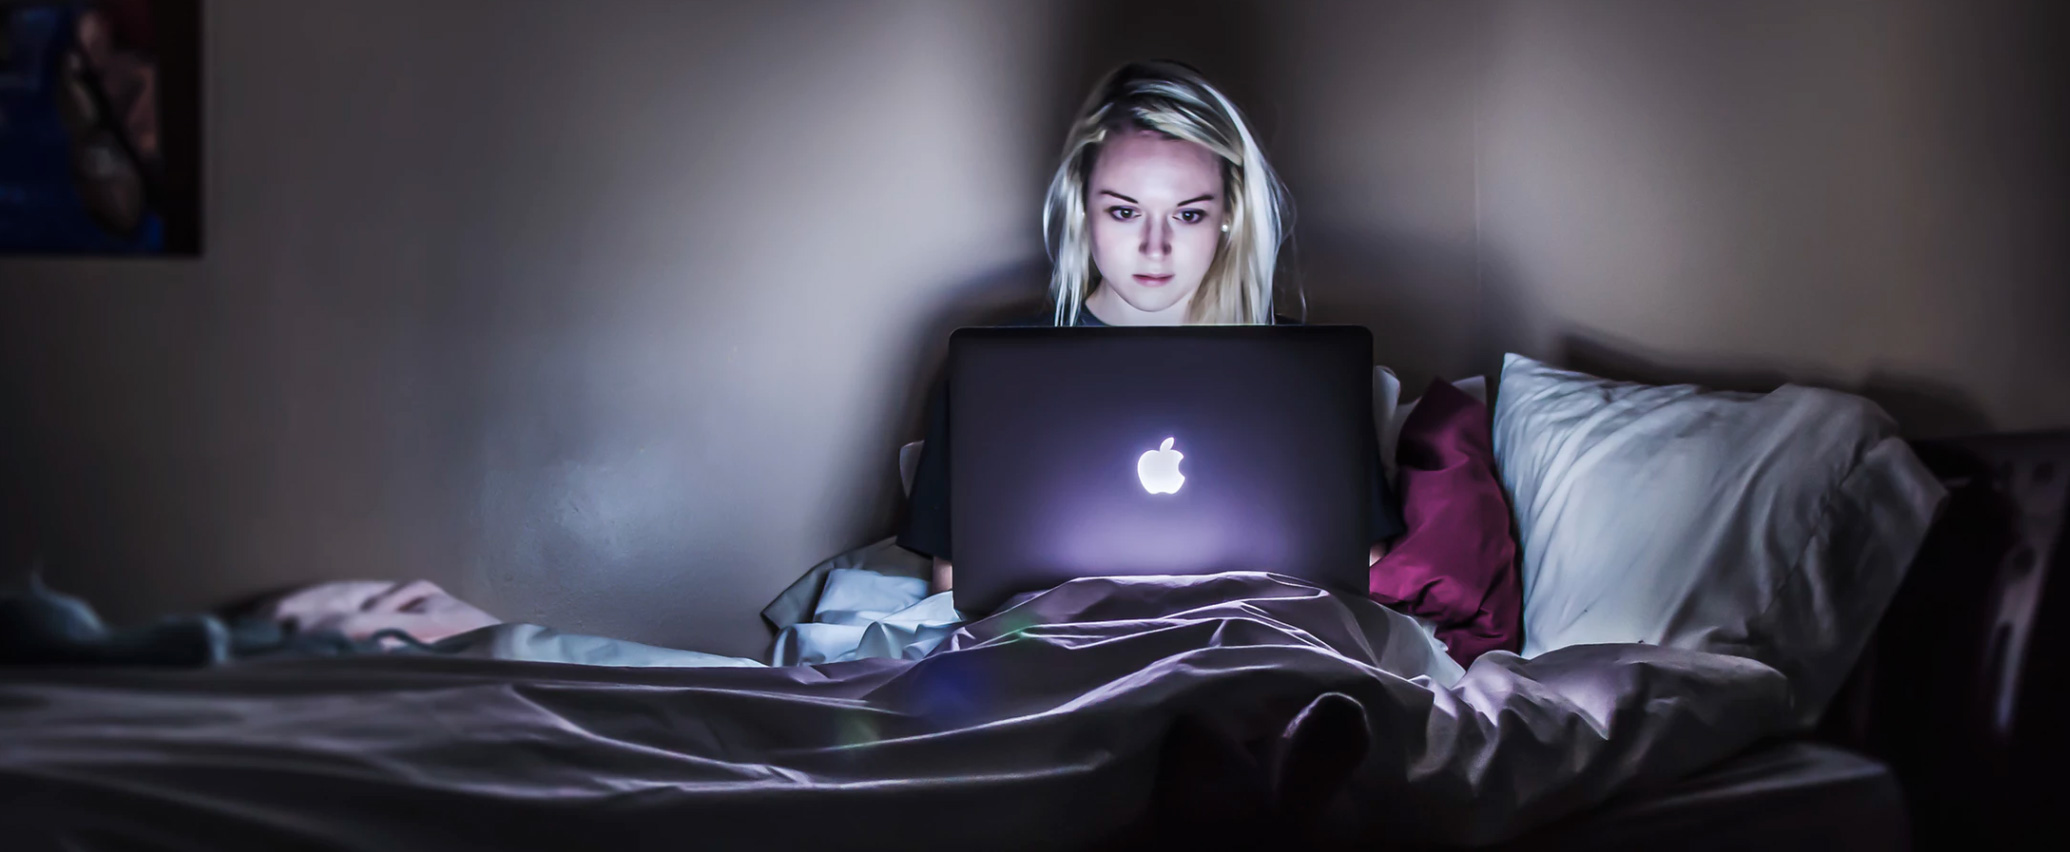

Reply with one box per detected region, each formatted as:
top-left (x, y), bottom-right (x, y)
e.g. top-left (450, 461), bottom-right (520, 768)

top-left (0, 571), bottom-right (1791, 850)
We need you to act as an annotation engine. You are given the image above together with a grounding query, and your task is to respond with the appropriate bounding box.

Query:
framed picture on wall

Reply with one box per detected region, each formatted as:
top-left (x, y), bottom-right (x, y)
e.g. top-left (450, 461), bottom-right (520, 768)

top-left (0, 0), bottom-right (200, 255)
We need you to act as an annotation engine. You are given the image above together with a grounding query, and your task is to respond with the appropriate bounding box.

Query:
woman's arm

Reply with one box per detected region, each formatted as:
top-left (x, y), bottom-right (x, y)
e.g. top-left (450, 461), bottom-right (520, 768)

top-left (900, 384), bottom-right (954, 581)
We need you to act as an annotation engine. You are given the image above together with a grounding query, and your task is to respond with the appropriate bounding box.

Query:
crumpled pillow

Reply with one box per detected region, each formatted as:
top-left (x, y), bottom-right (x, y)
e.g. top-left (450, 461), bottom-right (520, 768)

top-left (1369, 378), bottom-right (1521, 667)
top-left (259, 580), bottom-right (500, 644)
top-left (1375, 367), bottom-right (1487, 486)
top-left (1491, 354), bottom-right (1947, 727)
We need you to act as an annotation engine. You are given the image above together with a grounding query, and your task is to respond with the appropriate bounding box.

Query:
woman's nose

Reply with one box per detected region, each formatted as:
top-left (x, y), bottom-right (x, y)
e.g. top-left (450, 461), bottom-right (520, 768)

top-left (1139, 217), bottom-right (1171, 259)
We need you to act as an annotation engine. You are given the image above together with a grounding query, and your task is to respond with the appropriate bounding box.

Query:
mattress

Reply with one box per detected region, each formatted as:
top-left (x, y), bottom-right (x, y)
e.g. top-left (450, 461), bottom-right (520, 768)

top-left (1490, 740), bottom-right (1908, 851)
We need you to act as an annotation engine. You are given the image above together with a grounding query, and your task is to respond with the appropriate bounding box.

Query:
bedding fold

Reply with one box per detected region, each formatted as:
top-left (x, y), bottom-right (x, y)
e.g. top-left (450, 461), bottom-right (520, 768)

top-left (0, 571), bottom-right (1788, 850)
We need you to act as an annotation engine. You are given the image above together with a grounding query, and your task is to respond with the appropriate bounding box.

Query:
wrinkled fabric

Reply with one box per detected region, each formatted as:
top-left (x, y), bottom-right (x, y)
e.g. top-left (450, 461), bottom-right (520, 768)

top-left (0, 571), bottom-right (1789, 850)
top-left (0, 577), bottom-right (430, 666)
top-left (1370, 377), bottom-right (1522, 667)
top-left (1377, 368), bottom-right (1489, 486)
top-left (429, 622), bottom-right (765, 668)
top-left (761, 536), bottom-right (932, 634)
top-left (769, 568), bottom-right (963, 666)
top-left (259, 579), bottom-right (502, 644)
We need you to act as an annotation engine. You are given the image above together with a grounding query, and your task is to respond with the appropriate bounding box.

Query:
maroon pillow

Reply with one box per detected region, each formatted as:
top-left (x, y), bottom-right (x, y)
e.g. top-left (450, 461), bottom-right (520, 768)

top-left (1368, 378), bottom-right (1522, 667)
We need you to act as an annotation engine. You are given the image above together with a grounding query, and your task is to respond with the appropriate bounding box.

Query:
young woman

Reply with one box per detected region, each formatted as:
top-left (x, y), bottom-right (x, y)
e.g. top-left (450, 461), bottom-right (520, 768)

top-left (901, 60), bottom-right (1405, 596)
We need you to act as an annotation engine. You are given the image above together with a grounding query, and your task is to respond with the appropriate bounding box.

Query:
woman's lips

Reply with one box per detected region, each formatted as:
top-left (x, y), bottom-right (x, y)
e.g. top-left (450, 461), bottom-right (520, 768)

top-left (1132, 273), bottom-right (1174, 286)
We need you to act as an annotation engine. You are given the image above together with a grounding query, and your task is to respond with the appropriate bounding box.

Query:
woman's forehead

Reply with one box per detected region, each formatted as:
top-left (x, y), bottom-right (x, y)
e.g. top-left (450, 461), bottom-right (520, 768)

top-left (1091, 130), bottom-right (1221, 203)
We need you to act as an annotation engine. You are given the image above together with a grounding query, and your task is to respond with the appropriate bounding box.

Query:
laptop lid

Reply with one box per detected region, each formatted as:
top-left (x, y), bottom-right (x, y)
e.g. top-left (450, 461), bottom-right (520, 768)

top-left (947, 325), bottom-right (1373, 615)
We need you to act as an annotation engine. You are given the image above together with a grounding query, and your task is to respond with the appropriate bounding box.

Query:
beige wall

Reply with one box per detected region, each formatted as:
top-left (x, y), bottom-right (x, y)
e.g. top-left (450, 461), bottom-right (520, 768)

top-left (1267, 0), bottom-right (1484, 394)
top-left (1475, 0), bottom-right (2070, 436)
top-left (0, 0), bottom-right (1072, 657)
top-left (2, 1), bottom-right (2063, 655)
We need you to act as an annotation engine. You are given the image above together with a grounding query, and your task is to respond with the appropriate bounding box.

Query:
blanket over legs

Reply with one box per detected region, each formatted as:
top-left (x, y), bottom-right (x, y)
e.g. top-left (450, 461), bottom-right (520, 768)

top-left (0, 572), bottom-right (1789, 850)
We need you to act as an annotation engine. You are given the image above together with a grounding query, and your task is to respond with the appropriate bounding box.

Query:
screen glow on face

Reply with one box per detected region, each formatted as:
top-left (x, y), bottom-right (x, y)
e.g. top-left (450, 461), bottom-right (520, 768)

top-left (1137, 437), bottom-right (1185, 494)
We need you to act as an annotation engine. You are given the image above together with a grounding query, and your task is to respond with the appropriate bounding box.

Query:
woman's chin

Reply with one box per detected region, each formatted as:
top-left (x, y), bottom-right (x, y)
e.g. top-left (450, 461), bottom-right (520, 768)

top-left (1104, 285), bottom-right (1197, 318)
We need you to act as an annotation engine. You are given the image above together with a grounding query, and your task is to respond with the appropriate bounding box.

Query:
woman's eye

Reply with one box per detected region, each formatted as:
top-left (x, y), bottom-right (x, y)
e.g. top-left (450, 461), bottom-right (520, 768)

top-left (1177, 210), bottom-right (1205, 224)
top-left (1107, 206), bottom-right (1137, 221)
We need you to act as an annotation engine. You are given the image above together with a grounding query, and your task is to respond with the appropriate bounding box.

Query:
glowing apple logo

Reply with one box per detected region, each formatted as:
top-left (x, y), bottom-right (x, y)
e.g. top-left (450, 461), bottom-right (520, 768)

top-left (1137, 437), bottom-right (1186, 494)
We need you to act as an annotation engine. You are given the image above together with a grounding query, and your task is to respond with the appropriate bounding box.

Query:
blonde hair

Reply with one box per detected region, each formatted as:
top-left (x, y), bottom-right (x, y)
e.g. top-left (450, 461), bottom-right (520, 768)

top-left (1042, 60), bottom-right (1293, 326)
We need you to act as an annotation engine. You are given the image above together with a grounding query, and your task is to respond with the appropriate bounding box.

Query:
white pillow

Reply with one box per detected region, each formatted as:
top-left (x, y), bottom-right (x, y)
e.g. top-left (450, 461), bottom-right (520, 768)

top-left (1376, 367), bottom-right (1487, 484)
top-left (1492, 354), bottom-right (1945, 727)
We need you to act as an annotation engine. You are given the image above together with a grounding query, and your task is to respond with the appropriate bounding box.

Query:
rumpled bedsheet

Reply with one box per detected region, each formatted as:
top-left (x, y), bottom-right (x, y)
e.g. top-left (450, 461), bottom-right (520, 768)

top-left (426, 551), bottom-right (956, 669)
top-left (0, 571), bottom-right (1789, 850)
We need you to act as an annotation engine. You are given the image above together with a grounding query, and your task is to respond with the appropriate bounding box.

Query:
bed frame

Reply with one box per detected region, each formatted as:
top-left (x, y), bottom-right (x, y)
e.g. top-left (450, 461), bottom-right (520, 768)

top-left (1818, 430), bottom-right (2069, 848)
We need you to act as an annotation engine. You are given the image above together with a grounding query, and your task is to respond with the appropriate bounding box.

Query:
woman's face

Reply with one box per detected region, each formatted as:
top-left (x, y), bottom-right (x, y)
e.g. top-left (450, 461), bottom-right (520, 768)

top-left (1085, 129), bottom-right (1226, 322)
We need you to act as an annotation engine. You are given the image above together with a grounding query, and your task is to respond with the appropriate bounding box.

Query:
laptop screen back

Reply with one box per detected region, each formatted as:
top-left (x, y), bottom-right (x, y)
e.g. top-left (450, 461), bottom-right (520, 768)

top-left (948, 325), bottom-right (1373, 615)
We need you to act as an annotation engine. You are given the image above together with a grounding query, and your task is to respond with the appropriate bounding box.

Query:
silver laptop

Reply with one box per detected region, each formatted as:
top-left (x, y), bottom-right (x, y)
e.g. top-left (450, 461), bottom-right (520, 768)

top-left (947, 325), bottom-right (1374, 615)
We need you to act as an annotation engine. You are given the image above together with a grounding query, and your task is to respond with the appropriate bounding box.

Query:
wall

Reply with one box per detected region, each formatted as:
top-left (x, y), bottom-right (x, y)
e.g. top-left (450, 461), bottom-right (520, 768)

top-left (1260, 0), bottom-right (2068, 431)
top-left (1475, 0), bottom-right (2070, 435)
top-left (0, 0), bottom-right (1070, 657)
top-left (4, 1), bottom-right (2065, 655)
top-left (1267, 0), bottom-right (1484, 394)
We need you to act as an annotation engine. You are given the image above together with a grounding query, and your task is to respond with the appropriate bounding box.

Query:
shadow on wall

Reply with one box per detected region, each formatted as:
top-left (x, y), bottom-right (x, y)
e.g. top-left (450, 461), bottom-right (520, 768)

top-left (1296, 229), bottom-right (1481, 393)
top-left (1471, 245), bottom-right (1998, 440)
top-left (1550, 333), bottom-right (1996, 440)
top-left (833, 260), bottom-right (1051, 545)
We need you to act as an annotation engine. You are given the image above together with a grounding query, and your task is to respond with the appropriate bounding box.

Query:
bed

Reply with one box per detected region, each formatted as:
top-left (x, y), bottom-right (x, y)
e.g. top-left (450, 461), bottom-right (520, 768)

top-left (1, 405), bottom-right (2058, 848)
top-left (1, 570), bottom-right (1805, 850)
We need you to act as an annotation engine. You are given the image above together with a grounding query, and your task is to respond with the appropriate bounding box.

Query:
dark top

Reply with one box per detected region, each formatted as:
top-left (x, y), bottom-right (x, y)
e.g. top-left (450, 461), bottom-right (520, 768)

top-left (897, 310), bottom-right (1406, 561)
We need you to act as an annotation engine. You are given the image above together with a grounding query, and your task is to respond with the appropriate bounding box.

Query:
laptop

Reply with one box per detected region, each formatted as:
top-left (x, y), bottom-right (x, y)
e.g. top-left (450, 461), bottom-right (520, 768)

top-left (948, 325), bottom-right (1374, 615)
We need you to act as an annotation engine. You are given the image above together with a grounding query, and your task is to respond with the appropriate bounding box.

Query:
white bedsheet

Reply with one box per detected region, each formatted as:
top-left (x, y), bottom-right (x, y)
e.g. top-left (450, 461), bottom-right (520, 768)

top-left (0, 571), bottom-right (1789, 849)
top-left (767, 569), bottom-right (963, 665)
top-left (429, 621), bottom-right (766, 668)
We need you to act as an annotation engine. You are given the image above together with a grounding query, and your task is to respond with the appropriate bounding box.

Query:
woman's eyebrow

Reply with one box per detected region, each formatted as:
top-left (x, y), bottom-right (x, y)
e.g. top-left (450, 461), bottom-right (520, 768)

top-left (1097, 190), bottom-right (1218, 206)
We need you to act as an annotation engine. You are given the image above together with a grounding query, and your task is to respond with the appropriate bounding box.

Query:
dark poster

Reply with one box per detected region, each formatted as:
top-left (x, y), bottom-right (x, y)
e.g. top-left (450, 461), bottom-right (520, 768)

top-left (0, 0), bottom-right (199, 255)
